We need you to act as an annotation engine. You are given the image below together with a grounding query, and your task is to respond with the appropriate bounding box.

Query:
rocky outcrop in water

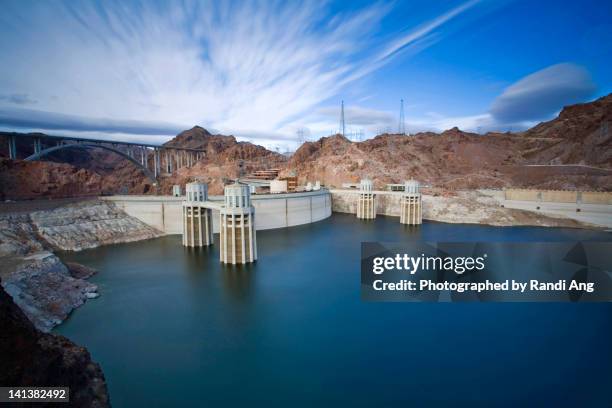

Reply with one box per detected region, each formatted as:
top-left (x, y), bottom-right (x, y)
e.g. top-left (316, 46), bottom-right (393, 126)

top-left (0, 283), bottom-right (110, 407)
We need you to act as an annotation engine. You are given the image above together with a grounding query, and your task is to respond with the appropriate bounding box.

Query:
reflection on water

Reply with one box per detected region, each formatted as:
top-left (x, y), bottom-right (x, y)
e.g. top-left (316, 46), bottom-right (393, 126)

top-left (221, 263), bottom-right (256, 301)
top-left (56, 214), bottom-right (612, 407)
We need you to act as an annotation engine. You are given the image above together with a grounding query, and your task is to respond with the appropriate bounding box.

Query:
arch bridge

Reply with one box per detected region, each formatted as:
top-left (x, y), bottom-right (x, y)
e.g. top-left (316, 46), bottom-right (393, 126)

top-left (3, 132), bottom-right (206, 180)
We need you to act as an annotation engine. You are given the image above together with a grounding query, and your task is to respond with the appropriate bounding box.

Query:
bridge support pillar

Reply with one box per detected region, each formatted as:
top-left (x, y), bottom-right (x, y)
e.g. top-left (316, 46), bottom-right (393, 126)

top-left (33, 137), bottom-right (42, 155)
top-left (8, 135), bottom-right (17, 159)
top-left (153, 148), bottom-right (160, 178)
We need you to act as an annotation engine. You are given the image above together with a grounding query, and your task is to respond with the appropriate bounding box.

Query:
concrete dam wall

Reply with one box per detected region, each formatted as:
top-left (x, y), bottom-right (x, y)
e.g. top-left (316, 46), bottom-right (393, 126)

top-left (503, 189), bottom-right (612, 205)
top-left (102, 189), bottom-right (332, 234)
top-left (329, 189), bottom-right (404, 216)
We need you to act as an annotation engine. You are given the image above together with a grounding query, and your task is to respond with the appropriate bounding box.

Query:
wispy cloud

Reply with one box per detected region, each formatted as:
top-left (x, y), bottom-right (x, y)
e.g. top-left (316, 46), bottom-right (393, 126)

top-left (0, 0), bottom-right (483, 147)
top-left (341, 0), bottom-right (482, 85)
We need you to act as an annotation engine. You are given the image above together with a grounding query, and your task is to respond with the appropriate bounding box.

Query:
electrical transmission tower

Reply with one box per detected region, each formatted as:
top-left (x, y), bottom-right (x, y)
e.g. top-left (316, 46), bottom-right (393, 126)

top-left (297, 128), bottom-right (305, 145)
top-left (398, 98), bottom-right (406, 135)
top-left (339, 100), bottom-right (346, 137)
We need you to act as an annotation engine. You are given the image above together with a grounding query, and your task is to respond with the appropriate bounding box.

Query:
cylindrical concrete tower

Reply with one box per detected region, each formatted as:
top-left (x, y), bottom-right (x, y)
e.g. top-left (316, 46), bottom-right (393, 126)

top-left (182, 182), bottom-right (213, 247)
top-left (186, 182), bottom-right (208, 202)
top-left (357, 178), bottom-right (376, 219)
top-left (220, 182), bottom-right (257, 264)
top-left (400, 179), bottom-right (422, 225)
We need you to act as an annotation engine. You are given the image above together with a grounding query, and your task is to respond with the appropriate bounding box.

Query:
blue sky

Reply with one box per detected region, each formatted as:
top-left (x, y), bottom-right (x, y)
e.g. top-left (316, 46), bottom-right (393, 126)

top-left (0, 0), bottom-right (611, 150)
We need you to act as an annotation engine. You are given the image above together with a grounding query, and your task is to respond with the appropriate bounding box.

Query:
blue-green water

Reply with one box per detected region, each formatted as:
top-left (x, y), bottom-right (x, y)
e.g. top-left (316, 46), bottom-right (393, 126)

top-left (56, 214), bottom-right (612, 407)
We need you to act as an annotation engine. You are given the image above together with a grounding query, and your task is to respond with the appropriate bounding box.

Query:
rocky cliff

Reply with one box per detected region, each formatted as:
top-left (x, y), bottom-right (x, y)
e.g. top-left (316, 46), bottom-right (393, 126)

top-left (0, 283), bottom-right (110, 407)
top-left (522, 94), bottom-right (612, 167)
top-left (0, 158), bottom-right (112, 201)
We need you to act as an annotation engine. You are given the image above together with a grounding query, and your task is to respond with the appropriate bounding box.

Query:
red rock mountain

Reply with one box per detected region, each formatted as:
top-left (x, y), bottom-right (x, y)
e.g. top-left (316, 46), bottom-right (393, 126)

top-left (521, 94), bottom-right (612, 167)
top-left (1, 94), bottom-right (610, 200)
top-left (287, 94), bottom-right (612, 191)
top-left (153, 126), bottom-right (286, 194)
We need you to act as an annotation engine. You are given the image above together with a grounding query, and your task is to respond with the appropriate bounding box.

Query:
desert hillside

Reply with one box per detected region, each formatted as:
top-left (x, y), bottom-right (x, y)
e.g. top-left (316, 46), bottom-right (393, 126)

top-left (1, 94), bottom-right (610, 200)
top-left (286, 94), bottom-right (612, 191)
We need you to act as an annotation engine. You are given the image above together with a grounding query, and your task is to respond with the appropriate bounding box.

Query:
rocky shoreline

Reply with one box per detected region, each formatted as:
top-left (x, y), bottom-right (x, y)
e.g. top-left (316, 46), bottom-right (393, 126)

top-left (423, 191), bottom-right (597, 228)
top-left (0, 200), bottom-right (163, 406)
top-left (331, 189), bottom-right (599, 229)
top-left (0, 200), bottom-right (162, 332)
top-left (0, 191), bottom-right (604, 408)
top-left (0, 282), bottom-right (110, 407)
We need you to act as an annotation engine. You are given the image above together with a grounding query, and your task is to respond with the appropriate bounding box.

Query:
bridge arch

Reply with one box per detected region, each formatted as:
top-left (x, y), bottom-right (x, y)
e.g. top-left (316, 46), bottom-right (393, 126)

top-left (24, 143), bottom-right (157, 183)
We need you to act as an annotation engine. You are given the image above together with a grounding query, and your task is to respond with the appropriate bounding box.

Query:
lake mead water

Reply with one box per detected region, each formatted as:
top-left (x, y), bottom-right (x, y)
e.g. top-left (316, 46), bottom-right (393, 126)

top-left (56, 214), bottom-right (612, 407)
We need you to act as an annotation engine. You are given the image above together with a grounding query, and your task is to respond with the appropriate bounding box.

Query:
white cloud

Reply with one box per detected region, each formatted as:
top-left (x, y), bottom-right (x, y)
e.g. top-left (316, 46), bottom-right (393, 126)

top-left (401, 63), bottom-right (598, 135)
top-left (0, 0), bottom-right (482, 148)
top-left (490, 63), bottom-right (596, 122)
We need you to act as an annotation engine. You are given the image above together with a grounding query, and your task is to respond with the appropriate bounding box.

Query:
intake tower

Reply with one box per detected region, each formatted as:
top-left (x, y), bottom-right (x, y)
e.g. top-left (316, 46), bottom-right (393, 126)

top-left (400, 179), bottom-right (422, 225)
top-left (219, 182), bottom-right (257, 264)
top-left (356, 178), bottom-right (376, 219)
top-left (182, 182), bottom-right (213, 247)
